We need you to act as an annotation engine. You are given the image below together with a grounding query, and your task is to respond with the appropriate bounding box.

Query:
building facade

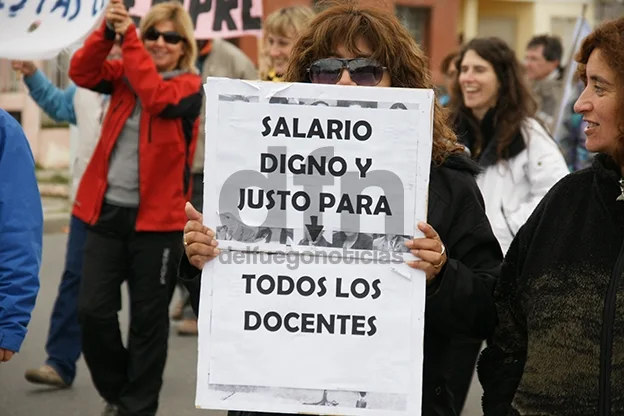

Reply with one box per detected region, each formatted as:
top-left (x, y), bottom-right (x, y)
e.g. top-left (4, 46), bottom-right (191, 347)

top-left (0, 0), bottom-right (460, 168)
top-left (238, 0), bottom-right (461, 85)
top-left (460, 0), bottom-right (595, 64)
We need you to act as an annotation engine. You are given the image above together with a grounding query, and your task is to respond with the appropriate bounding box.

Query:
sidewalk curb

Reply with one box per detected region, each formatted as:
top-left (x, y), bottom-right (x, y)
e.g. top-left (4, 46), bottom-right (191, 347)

top-left (39, 183), bottom-right (69, 198)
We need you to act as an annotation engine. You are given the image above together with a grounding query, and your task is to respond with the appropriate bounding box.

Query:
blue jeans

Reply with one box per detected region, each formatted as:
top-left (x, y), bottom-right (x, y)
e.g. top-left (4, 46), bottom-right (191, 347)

top-left (45, 215), bottom-right (87, 385)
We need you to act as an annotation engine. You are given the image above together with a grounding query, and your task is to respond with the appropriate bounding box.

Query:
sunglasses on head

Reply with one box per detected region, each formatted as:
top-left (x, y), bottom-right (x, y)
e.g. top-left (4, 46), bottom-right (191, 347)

top-left (307, 58), bottom-right (387, 86)
top-left (144, 27), bottom-right (185, 44)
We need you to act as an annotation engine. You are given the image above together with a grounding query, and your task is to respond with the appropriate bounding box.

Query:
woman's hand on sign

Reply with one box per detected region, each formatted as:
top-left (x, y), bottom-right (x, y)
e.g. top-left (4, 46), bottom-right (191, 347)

top-left (11, 61), bottom-right (37, 77)
top-left (184, 202), bottom-right (220, 270)
top-left (405, 222), bottom-right (447, 282)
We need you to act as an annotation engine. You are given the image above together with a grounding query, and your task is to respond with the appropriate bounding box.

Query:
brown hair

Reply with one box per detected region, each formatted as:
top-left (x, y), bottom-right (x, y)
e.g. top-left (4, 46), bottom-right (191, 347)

top-left (283, 0), bottom-right (464, 164)
top-left (575, 17), bottom-right (624, 163)
top-left (449, 37), bottom-right (537, 160)
top-left (265, 5), bottom-right (316, 39)
top-left (527, 34), bottom-right (563, 63)
top-left (441, 51), bottom-right (459, 75)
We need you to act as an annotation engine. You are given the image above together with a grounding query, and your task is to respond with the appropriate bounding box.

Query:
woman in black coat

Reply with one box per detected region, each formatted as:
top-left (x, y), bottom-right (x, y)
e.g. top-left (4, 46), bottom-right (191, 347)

top-left (478, 17), bottom-right (624, 415)
top-left (179, 2), bottom-right (503, 415)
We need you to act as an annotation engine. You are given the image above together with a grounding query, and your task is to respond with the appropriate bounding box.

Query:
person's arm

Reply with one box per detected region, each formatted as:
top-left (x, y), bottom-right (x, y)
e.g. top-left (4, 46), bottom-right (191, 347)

top-left (424, 170), bottom-right (503, 341)
top-left (23, 70), bottom-right (77, 125)
top-left (0, 110), bottom-right (43, 357)
top-left (68, 20), bottom-right (123, 95)
top-left (504, 123), bottom-right (569, 234)
top-left (117, 24), bottom-right (203, 118)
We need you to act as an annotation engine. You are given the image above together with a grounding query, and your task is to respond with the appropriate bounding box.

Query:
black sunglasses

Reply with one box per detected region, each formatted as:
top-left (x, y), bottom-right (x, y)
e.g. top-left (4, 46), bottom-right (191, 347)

top-left (144, 27), bottom-right (185, 44)
top-left (307, 58), bottom-right (387, 86)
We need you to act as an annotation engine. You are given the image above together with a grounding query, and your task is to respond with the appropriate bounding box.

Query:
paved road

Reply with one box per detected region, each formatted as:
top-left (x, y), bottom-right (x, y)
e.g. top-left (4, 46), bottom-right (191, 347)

top-left (0, 232), bottom-right (483, 416)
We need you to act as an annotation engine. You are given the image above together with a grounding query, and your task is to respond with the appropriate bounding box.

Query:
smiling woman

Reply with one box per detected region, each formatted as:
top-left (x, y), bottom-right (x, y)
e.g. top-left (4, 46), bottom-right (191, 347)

top-left (138, 3), bottom-right (198, 73)
top-left (478, 17), bottom-right (624, 416)
top-left (262, 5), bottom-right (315, 81)
top-left (67, 2), bottom-right (202, 415)
top-left (574, 27), bottom-right (624, 166)
top-left (449, 37), bottom-right (569, 254)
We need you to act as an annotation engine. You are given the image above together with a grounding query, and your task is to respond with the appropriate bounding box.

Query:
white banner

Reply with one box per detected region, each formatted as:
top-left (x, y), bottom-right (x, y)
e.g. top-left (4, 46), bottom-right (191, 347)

top-left (0, 0), bottom-right (106, 59)
top-left (198, 78), bottom-right (434, 416)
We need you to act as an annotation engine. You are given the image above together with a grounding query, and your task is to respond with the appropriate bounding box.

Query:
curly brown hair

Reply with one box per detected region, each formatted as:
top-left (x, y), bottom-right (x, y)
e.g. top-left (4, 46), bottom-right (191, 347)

top-left (575, 17), bottom-right (624, 162)
top-left (283, 0), bottom-right (464, 164)
top-left (449, 37), bottom-right (538, 161)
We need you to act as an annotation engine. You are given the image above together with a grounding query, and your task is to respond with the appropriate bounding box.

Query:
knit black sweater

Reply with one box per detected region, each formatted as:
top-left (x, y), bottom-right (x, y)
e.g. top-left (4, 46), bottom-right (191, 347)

top-left (478, 153), bottom-right (624, 415)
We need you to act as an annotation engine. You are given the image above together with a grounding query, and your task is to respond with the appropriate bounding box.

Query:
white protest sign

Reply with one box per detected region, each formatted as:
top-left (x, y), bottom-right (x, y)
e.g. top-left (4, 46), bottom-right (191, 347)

top-left (209, 261), bottom-right (413, 392)
top-left (0, 0), bottom-right (107, 59)
top-left (196, 79), bottom-right (434, 415)
top-left (197, 257), bottom-right (425, 416)
top-left (203, 78), bottom-right (433, 257)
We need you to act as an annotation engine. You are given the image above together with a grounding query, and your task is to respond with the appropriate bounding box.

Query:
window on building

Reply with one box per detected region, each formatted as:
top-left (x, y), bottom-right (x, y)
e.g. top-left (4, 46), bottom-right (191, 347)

top-left (478, 17), bottom-right (517, 51)
top-left (395, 5), bottom-right (431, 52)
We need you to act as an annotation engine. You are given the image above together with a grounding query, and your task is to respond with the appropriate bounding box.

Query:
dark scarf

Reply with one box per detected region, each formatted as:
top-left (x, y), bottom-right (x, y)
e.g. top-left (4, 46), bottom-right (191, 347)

top-left (455, 108), bottom-right (525, 167)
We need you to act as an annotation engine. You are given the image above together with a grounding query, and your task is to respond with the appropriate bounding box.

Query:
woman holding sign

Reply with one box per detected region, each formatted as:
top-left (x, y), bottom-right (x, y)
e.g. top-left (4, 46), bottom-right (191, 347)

top-left (179, 2), bottom-right (502, 416)
top-left (68, 1), bottom-right (202, 415)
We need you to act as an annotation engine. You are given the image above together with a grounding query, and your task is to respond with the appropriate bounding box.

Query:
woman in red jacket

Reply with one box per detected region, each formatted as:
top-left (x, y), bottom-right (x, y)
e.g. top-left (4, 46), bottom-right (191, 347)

top-left (68, 1), bottom-right (202, 415)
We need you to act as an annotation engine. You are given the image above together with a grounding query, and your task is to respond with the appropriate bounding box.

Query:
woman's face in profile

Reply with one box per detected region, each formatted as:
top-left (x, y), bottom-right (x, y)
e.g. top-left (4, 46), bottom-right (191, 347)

top-left (331, 40), bottom-right (392, 88)
top-left (573, 48), bottom-right (620, 157)
top-left (458, 49), bottom-right (499, 120)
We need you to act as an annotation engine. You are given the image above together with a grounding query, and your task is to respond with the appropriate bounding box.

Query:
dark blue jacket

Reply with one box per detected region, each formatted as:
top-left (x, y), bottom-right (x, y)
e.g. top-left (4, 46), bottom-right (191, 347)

top-left (0, 109), bottom-right (43, 353)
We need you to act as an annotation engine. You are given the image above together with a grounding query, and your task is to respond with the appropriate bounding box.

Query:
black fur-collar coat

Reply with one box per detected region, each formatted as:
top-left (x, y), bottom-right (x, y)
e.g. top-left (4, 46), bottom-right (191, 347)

top-left (479, 153), bottom-right (624, 415)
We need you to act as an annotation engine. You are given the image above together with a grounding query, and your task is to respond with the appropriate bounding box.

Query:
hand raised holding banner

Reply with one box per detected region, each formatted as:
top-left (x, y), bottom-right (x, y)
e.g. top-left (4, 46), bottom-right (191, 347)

top-left (0, 0), bottom-right (107, 59)
top-left (11, 61), bottom-right (37, 77)
top-left (106, 0), bottom-right (132, 34)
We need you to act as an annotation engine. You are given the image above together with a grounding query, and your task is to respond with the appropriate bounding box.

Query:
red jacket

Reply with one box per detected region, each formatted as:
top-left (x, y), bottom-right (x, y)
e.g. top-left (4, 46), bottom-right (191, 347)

top-left (69, 21), bottom-right (202, 232)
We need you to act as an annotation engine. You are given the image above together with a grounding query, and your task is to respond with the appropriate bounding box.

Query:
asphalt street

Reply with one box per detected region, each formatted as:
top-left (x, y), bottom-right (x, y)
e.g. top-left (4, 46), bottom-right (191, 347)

top-left (0, 231), bottom-right (483, 416)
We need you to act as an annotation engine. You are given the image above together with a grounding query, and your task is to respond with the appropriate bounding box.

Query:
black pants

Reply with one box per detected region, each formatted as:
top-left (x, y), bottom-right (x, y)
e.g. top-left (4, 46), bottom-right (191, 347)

top-left (77, 202), bottom-right (182, 416)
